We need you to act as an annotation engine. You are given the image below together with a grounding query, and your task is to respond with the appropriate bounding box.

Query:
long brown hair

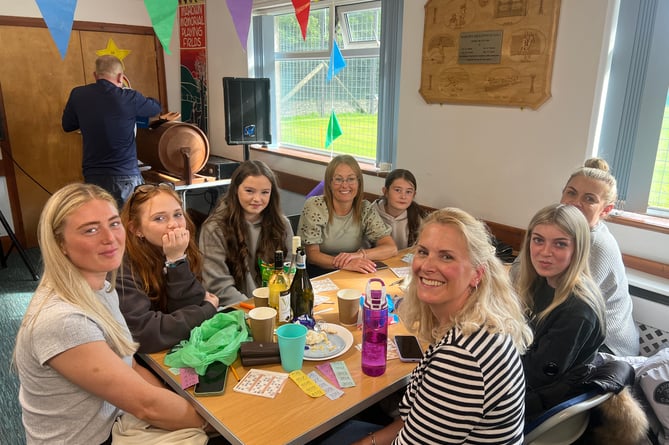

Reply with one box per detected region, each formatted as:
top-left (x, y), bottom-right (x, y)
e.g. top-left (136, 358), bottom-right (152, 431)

top-left (207, 160), bottom-right (289, 288)
top-left (121, 184), bottom-right (202, 312)
top-left (384, 169), bottom-right (427, 246)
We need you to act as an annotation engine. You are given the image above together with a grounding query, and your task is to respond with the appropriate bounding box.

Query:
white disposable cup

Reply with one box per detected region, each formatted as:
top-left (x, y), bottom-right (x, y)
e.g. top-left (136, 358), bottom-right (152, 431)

top-left (248, 307), bottom-right (277, 343)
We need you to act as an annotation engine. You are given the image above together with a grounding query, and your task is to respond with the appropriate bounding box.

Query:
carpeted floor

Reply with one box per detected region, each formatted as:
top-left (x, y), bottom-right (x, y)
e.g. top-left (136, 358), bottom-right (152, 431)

top-left (0, 246), bottom-right (41, 445)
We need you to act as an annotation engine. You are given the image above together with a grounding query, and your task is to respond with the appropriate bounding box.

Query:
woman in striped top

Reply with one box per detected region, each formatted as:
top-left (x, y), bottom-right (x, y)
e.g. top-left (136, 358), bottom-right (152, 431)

top-left (350, 207), bottom-right (533, 445)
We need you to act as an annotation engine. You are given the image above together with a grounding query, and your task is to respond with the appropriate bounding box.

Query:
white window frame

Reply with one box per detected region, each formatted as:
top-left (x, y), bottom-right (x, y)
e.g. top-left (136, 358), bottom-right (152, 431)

top-left (249, 0), bottom-right (402, 169)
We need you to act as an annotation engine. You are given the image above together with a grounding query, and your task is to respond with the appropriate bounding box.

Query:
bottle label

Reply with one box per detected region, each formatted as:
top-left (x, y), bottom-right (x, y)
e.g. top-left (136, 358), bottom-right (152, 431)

top-left (279, 290), bottom-right (291, 323)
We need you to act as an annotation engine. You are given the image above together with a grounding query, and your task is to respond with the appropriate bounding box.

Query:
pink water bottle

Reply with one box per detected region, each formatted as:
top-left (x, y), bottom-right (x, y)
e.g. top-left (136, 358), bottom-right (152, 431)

top-left (361, 278), bottom-right (387, 377)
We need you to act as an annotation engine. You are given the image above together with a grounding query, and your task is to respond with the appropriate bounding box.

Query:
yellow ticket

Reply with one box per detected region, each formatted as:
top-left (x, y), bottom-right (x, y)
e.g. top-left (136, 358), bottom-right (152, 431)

top-left (289, 370), bottom-right (325, 398)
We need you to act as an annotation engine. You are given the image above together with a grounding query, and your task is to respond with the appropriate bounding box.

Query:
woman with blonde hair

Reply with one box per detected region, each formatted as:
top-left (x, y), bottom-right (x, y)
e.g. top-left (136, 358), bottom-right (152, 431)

top-left (560, 157), bottom-right (638, 356)
top-left (299, 155), bottom-right (397, 276)
top-left (320, 207), bottom-right (532, 445)
top-left (14, 183), bottom-right (208, 444)
top-left (515, 203), bottom-right (606, 421)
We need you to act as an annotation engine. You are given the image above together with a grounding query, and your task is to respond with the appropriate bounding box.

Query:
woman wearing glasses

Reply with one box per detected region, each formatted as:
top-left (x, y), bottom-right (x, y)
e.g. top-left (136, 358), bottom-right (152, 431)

top-left (199, 160), bottom-right (294, 306)
top-left (117, 182), bottom-right (219, 353)
top-left (299, 155), bottom-right (397, 276)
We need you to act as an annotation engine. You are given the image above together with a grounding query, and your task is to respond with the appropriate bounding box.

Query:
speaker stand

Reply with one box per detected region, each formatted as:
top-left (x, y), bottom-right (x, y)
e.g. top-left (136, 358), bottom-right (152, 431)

top-left (0, 209), bottom-right (39, 281)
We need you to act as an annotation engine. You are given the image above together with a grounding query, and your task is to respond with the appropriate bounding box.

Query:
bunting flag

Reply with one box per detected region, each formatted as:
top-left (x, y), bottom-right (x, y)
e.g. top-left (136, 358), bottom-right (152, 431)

top-left (292, 0), bottom-right (310, 40)
top-left (35, 0), bottom-right (77, 59)
top-left (225, 0), bottom-right (253, 52)
top-left (326, 40), bottom-right (346, 82)
top-left (325, 110), bottom-right (343, 148)
top-left (144, 0), bottom-right (178, 55)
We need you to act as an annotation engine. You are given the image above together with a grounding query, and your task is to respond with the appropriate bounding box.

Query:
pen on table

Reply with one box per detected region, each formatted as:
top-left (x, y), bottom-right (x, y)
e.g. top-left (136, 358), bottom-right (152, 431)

top-left (389, 278), bottom-right (404, 287)
top-left (239, 302), bottom-right (255, 310)
top-left (229, 365), bottom-right (241, 382)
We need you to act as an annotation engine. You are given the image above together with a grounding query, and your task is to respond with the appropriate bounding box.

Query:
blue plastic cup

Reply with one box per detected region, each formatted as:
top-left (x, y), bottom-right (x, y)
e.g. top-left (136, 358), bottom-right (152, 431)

top-left (276, 323), bottom-right (308, 372)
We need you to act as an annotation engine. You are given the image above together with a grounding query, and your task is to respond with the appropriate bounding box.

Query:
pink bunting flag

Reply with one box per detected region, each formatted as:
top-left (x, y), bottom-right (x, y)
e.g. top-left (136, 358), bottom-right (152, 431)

top-left (292, 0), bottom-right (310, 40)
top-left (225, 0), bottom-right (253, 52)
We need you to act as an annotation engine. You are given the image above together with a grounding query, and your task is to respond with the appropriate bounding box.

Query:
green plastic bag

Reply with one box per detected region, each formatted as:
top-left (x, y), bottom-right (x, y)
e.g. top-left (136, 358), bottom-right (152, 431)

top-left (164, 310), bottom-right (249, 375)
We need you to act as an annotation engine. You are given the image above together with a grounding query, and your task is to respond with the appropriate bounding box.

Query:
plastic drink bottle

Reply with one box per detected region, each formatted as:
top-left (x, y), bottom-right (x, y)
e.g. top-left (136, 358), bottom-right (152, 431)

top-left (361, 278), bottom-right (388, 377)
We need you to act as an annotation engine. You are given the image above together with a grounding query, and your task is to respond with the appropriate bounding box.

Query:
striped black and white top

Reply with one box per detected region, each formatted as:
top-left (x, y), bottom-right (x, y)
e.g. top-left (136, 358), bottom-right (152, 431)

top-left (394, 326), bottom-right (526, 444)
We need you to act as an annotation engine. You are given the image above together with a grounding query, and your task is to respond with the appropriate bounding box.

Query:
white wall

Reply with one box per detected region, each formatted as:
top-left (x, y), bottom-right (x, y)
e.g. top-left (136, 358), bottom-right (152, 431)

top-left (1, 0), bottom-right (667, 273)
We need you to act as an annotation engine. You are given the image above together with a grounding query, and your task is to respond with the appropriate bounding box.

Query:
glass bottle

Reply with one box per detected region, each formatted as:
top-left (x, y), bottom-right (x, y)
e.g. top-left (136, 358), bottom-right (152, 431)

top-left (287, 235), bottom-right (301, 281)
top-left (268, 250), bottom-right (291, 324)
top-left (290, 246), bottom-right (314, 325)
top-left (361, 278), bottom-right (388, 377)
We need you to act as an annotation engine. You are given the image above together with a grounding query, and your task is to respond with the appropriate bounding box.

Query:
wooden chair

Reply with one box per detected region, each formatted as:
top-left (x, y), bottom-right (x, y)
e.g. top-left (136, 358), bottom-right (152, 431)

top-left (523, 391), bottom-right (613, 445)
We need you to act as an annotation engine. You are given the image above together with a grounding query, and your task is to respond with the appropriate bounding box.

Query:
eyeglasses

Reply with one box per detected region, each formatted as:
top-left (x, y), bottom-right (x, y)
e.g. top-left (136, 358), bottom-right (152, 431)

top-left (332, 177), bottom-right (358, 186)
top-left (132, 181), bottom-right (175, 194)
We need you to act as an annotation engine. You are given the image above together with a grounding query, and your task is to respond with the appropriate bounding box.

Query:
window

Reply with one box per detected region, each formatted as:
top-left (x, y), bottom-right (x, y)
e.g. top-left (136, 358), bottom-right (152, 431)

top-left (250, 0), bottom-right (402, 168)
top-left (596, 0), bottom-right (669, 217)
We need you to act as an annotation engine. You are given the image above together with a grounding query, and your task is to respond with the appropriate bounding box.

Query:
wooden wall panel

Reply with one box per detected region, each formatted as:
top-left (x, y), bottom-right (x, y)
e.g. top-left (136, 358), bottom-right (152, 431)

top-left (0, 18), bottom-right (164, 247)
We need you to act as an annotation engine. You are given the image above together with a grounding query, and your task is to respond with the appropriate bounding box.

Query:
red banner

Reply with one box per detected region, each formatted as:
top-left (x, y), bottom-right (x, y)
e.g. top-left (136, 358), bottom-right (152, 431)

top-left (179, 0), bottom-right (208, 134)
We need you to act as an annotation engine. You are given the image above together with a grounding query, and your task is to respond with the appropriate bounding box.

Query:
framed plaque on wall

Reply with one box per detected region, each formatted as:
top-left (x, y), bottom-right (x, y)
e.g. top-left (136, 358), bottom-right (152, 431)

top-left (420, 0), bottom-right (561, 110)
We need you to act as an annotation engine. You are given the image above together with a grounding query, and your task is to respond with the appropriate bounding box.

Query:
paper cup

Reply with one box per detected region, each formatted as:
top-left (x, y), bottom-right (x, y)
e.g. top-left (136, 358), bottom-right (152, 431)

top-left (249, 307), bottom-right (277, 343)
top-left (337, 289), bottom-right (361, 326)
top-left (252, 287), bottom-right (269, 308)
top-left (276, 323), bottom-right (308, 372)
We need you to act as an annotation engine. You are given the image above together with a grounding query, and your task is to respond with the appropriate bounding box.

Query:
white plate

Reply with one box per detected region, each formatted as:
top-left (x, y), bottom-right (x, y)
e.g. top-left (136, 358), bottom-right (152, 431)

top-left (303, 323), bottom-right (354, 361)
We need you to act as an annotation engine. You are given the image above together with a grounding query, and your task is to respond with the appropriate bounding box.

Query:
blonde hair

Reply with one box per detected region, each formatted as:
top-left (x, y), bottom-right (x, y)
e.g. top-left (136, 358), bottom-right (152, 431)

top-left (95, 55), bottom-right (123, 77)
top-left (398, 207), bottom-right (533, 353)
top-left (16, 183), bottom-right (137, 359)
top-left (515, 204), bottom-right (606, 328)
top-left (564, 157), bottom-right (618, 206)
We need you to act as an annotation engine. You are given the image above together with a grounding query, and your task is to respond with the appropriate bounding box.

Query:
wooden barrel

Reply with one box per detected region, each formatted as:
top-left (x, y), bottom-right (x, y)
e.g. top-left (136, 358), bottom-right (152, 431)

top-left (136, 122), bottom-right (210, 177)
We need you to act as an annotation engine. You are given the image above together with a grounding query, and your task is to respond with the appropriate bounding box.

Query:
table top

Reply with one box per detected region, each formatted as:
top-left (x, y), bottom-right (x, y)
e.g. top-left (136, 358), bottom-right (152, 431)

top-left (141, 252), bottom-right (416, 445)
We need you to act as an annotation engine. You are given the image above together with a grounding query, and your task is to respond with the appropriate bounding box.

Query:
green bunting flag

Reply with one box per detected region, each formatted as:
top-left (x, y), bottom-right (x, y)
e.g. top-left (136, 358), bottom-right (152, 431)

top-left (325, 110), bottom-right (343, 148)
top-left (144, 0), bottom-right (178, 55)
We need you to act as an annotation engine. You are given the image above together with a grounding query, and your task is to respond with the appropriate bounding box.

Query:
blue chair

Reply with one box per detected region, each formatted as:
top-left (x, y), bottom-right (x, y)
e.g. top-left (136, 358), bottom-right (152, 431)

top-left (523, 391), bottom-right (613, 445)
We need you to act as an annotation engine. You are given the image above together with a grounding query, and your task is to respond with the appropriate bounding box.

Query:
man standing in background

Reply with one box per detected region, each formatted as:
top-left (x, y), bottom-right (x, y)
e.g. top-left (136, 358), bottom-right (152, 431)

top-left (62, 55), bottom-right (162, 207)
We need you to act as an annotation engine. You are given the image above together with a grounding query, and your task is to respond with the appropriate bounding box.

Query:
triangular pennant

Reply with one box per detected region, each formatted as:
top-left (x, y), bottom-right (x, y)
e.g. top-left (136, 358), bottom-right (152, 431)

top-left (326, 40), bottom-right (346, 82)
top-left (144, 0), bottom-right (178, 55)
top-left (292, 0), bottom-right (310, 40)
top-left (35, 0), bottom-right (77, 59)
top-left (225, 0), bottom-right (253, 52)
top-left (325, 110), bottom-right (343, 147)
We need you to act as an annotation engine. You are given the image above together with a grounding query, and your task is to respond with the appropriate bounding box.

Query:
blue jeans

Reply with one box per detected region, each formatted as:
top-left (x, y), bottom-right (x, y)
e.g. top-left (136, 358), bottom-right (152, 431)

top-left (85, 174), bottom-right (143, 209)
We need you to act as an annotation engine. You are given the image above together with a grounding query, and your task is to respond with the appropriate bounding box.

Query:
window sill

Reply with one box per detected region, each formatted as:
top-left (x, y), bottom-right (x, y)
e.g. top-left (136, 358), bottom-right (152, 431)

top-left (250, 145), bottom-right (388, 177)
top-left (608, 210), bottom-right (669, 235)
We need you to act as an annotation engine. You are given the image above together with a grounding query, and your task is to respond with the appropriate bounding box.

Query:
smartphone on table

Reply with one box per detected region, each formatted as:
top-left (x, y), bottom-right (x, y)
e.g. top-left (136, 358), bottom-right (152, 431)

top-left (194, 361), bottom-right (229, 396)
top-left (373, 260), bottom-right (389, 270)
top-left (394, 335), bottom-right (423, 362)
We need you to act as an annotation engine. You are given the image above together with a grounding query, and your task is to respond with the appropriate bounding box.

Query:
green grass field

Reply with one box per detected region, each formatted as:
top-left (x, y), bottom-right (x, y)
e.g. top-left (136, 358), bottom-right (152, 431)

top-left (649, 105), bottom-right (669, 210)
top-left (280, 113), bottom-right (377, 159)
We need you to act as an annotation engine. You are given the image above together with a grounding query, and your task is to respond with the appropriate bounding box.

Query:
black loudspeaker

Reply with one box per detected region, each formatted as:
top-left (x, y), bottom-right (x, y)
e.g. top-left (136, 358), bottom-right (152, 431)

top-left (200, 155), bottom-right (240, 180)
top-left (223, 77), bottom-right (271, 146)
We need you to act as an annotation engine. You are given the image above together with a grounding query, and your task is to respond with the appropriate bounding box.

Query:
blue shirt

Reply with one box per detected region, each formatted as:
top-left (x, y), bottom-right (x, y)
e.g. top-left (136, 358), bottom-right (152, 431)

top-left (62, 79), bottom-right (161, 176)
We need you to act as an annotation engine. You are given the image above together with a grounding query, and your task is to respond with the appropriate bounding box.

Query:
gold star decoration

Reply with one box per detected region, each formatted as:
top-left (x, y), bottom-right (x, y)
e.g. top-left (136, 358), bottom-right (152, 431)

top-left (96, 39), bottom-right (132, 62)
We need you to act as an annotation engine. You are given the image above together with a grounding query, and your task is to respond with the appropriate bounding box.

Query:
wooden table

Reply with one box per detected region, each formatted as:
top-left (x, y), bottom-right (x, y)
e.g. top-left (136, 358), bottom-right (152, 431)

top-left (141, 253), bottom-right (416, 445)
